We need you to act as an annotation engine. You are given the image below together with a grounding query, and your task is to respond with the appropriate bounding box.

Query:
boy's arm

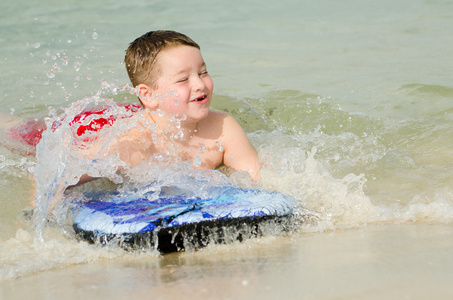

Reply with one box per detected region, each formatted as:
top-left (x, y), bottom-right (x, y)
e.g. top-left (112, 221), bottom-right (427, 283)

top-left (221, 115), bottom-right (260, 181)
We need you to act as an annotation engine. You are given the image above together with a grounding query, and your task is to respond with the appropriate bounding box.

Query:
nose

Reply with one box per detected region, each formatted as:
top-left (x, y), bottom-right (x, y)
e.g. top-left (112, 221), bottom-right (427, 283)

top-left (192, 74), bottom-right (206, 91)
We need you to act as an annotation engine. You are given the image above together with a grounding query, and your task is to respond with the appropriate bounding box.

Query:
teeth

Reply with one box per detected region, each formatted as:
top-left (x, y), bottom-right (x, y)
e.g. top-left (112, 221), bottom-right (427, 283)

top-left (193, 96), bottom-right (205, 102)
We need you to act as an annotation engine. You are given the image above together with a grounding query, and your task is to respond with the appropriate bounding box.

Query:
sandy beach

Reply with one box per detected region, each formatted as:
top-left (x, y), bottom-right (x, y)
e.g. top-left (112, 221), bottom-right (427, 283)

top-left (2, 224), bottom-right (452, 300)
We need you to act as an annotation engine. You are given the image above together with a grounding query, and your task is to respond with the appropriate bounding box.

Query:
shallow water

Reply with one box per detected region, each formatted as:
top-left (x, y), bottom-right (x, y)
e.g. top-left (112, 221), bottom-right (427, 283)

top-left (2, 224), bottom-right (453, 300)
top-left (1, 0), bottom-right (453, 298)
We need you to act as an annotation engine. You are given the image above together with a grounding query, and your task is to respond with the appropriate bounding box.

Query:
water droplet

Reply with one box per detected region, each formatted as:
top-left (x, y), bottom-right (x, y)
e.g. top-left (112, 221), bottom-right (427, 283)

top-left (33, 43), bottom-right (40, 49)
top-left (174, 129), bottom-right (184, 140)
top-left (193, 156), bottom-right (202, 167)
top-left (199, 146), bottom-right (206, 153)
top-left (42, 58), bottom-right (47, 64)
top-left (87, 74), bottom-right (92, 80)
top-left (45, 49), bottom-right (51, 56)
top-left (52, 63), bottom-right (61, 72)
top-left (73, 61), bottom-right (82, 72)
top-left (92, 32), bottom-right (98, 40)
top-left (74, 82), bottom-right (79, 88)
top-left (215, 141), bottom-right (224, 152)
top-left (10, 108), bottom-right (15, 115)
top-left (66, 38), bottom-right (72, 43)
top-left (47, 70), bottom-right (55, 79)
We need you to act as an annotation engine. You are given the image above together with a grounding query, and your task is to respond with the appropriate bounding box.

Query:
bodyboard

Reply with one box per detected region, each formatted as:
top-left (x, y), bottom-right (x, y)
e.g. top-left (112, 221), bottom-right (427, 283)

top-left (73, 186), bottom-right (296, 253)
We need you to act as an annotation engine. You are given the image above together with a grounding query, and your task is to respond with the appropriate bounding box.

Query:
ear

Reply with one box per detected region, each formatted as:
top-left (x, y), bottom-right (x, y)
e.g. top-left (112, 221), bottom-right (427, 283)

top-left (136, 83), bottom-right (158, 109)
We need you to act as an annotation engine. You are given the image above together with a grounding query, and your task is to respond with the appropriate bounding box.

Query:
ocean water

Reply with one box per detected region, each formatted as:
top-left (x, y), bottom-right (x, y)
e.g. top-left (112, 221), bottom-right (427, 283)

top-left (1, 0), bottom-right (453, 298)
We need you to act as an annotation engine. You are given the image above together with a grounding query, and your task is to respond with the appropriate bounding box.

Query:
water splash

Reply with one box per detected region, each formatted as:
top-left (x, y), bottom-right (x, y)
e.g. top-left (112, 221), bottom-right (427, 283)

top-left (32, 90), bottom-right (139, 240)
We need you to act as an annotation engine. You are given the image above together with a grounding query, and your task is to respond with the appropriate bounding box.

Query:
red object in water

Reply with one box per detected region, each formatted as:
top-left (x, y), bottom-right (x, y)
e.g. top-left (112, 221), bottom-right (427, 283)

top-left (3, 103), bottom-right (142, 155)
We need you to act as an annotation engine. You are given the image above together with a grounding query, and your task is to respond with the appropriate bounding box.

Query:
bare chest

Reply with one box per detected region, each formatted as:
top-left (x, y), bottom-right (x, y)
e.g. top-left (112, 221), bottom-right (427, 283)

top-left (146, 135), bottom-right (225, 169)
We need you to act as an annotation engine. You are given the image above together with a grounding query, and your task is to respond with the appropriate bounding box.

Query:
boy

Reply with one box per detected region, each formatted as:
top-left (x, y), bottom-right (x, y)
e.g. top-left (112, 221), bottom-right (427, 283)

top-left (108, 30), bottom-right (260, 181)
top-left (3, 30), bottom-right (261, 183)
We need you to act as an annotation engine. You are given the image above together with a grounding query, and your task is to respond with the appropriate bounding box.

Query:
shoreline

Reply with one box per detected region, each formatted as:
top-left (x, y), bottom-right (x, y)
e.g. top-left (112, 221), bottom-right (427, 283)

top-left (1, 223), bottom-right (452, 299)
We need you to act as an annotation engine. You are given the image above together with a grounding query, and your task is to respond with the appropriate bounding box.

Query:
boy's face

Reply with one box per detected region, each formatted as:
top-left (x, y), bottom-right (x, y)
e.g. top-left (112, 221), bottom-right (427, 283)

top-left (148, 45), bottom-right (213, 124)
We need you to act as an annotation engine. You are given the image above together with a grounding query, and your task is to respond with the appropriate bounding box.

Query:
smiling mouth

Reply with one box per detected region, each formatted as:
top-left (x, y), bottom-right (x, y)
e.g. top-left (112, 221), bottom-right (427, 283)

top-left (191, 95), bottom-right (207, 102)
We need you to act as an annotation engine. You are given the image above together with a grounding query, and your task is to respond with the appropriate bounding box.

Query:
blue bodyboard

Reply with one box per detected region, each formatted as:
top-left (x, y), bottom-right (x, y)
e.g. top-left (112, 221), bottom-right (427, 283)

top-left (73, 186), bottom-right (296, 253)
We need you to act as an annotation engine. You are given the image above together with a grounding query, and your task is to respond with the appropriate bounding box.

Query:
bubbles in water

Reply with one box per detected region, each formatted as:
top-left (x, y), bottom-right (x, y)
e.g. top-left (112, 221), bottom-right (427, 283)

top-left (74, 82), bottom-right (79, 88)
top-left (199, 146), bottom-right (206, 153)
top-left (33, 42), bottom-right (40, 49)
top-left (92, 32), bottom-right (98, 40)
top-left (61, 56), bottom-right (68, 66)
top-left (66, 38), bottom-right (72, 44)
top-left (45, 49), bottom-right (51, 56)
top-left (42, 58), bottom-right (47, 64)
top-left (87, 74), bottom-right (92, 80)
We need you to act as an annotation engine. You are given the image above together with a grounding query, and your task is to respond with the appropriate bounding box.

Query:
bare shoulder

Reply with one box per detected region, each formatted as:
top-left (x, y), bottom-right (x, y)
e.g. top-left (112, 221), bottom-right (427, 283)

top-left (200, 110), bottom-right (248, 145)
top-left (203, 110), bottom-right (229, 124)
top-left (202, 110), bottom-right (242, 133)
top-left (205, 111), bottom-right (260, 180)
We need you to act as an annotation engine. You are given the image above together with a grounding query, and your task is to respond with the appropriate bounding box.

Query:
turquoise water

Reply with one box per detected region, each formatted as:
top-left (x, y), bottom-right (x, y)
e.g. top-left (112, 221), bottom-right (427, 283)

top-left (1, 0), bottom-right (453, 295)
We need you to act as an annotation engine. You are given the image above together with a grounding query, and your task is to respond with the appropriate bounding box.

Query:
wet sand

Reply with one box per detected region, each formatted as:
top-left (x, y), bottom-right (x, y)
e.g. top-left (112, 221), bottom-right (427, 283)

top-left (1, 223), bottom-right (453, 300)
